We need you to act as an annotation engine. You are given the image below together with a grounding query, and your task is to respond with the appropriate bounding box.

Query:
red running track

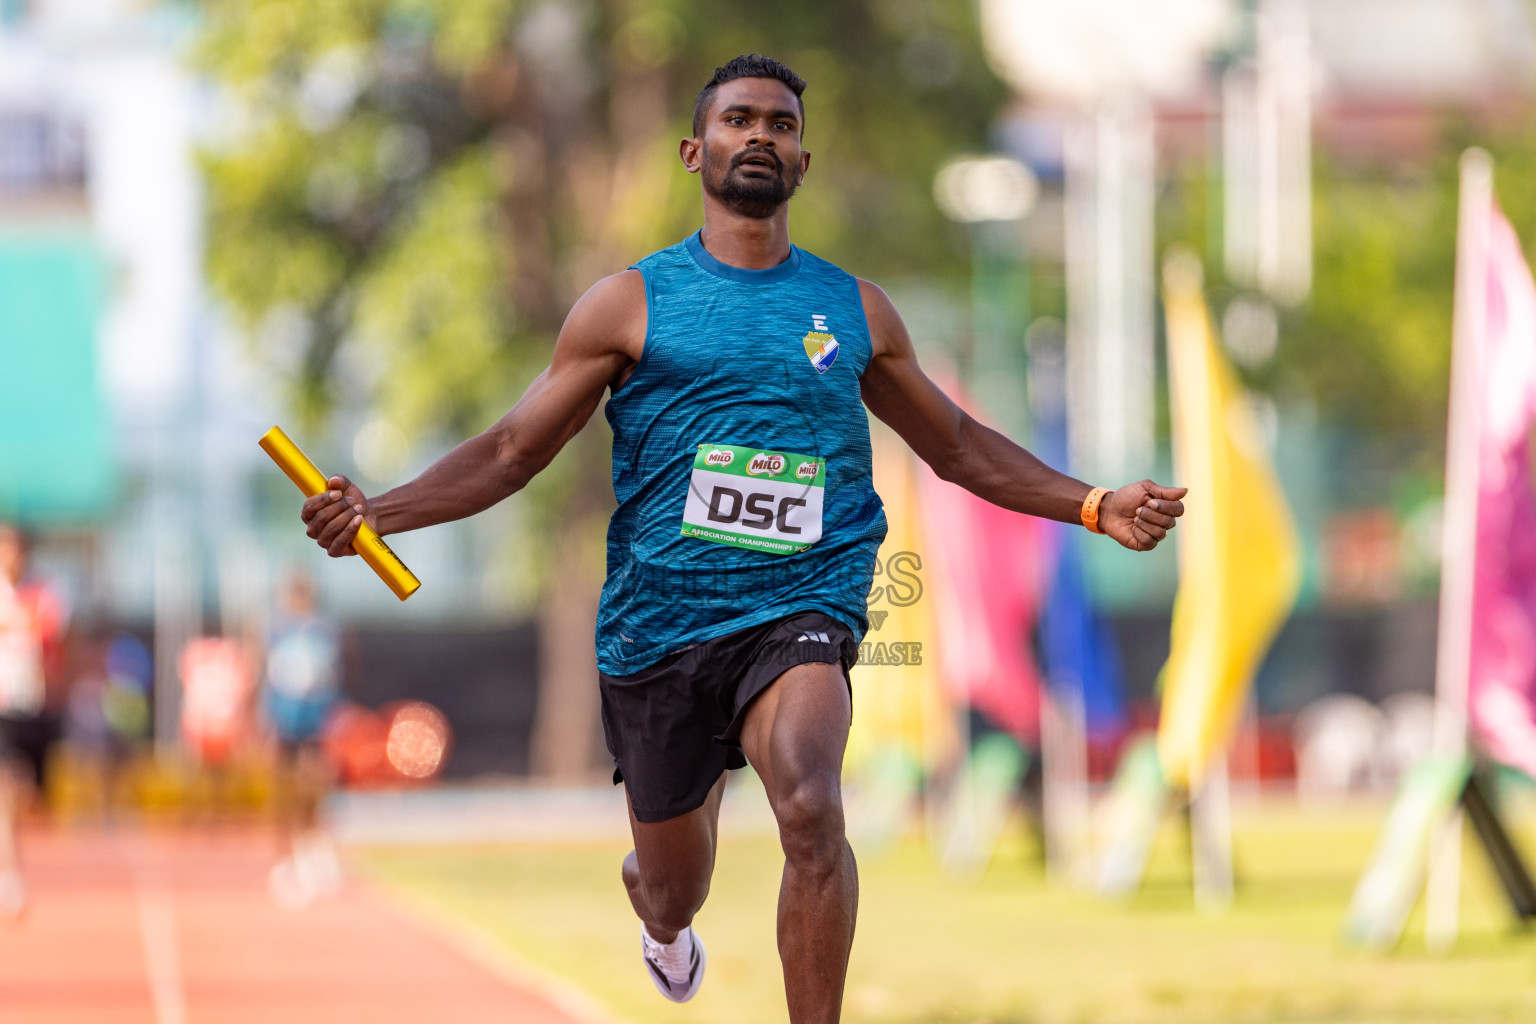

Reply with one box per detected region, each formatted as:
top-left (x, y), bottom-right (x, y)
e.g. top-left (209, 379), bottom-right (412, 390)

top-left (0, 827), bottom-right (594, 1024)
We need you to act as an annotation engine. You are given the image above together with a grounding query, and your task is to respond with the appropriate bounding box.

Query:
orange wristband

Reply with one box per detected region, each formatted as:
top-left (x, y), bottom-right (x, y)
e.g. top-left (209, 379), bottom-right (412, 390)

top-left (1081, 487), bottom-right (1112, 534)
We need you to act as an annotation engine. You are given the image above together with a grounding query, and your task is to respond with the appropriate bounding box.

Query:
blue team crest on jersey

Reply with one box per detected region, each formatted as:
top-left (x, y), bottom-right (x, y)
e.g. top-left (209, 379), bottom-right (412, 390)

top-left (803, 330), bottom-right (839, 373)
top-left (802, 314), bottom-right (839, 372)
top-left (801, 315), bottom-right (839, 373)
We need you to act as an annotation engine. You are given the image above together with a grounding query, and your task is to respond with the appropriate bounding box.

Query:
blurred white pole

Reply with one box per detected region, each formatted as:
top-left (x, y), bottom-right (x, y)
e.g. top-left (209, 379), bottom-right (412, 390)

top-left (1426, 808), bottom-right (1464, 953)
top-left (1224, 0), bottom-right (1312, 304)
top-left (1065, 98), bottom-right (1156, 481)
top-left (1233, 689), bottom-right (1263, 800)
top-left (1264, 0), bottom-right (1312, 303)
top-left (1093, 102), bottom-right (1128, 481)
top-left (1041, 678), bottom-right (1092, 884)
top-left (1425, 147), bottom-right (1494, 950)
top-left (1113, 99), bottom-right (1156, 479)
top-left (1222, 67), bottom-right (1259, 289)
top-left (1190, 753), bottom-right (1235, 912)
top-left (1435, 149), bottom-right (1492, 757)
top-left (218, 536), bottom-right (267, 643)
top-left (1065, 115), bottom-right (1097, 478)
top-left (152, 530), bottom-right (194, 752)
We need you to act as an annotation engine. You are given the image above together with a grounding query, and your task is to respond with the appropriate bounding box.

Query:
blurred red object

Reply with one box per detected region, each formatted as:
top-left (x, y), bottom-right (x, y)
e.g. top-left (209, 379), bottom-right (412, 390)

top-left (1087, 713), bottom-right (1297, 784)
top-left (383, 701), bottom-right (453, 780)
top-left (322, 700), bottom-right (452, 787)
top-left (1323, 509), bottom-right (1402, 604)
top-left (179, 637), bottom-right (253, 765)
top-left (321, 704), bottom-right (388, 786)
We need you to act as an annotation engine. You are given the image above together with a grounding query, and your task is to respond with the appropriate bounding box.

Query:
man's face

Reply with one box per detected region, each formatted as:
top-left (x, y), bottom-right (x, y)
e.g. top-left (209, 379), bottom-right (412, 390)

top-left (689, 77), bottom-right (808, 219)
top-left (280, 572), bottom-right (316, 617)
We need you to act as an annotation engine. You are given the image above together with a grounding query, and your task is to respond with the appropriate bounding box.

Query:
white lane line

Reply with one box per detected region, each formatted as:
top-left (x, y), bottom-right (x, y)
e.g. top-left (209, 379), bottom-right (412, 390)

top-left (134, 877), bottom-right (188, 1024)
top-left (369, 881), bottom-right (635, 1024)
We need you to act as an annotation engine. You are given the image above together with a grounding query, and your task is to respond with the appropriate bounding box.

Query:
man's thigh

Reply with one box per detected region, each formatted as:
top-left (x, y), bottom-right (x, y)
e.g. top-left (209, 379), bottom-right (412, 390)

top-left (600, 650), bottom-right (741, 824)
top-left (736, 662), bottom-right (852, 802)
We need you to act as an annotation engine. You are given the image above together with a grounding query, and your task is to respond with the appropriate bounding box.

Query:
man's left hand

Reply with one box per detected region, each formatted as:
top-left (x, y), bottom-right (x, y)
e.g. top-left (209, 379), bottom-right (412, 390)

top-left (1098, 481), bottom-right (1188, 552)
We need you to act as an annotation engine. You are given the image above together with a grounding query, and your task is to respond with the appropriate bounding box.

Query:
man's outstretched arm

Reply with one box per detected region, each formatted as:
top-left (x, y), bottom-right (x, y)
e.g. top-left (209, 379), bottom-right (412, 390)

top-left (302, 270), bottom-right (646, 557)
top-left (856, 279), bottom-right (1185, 552)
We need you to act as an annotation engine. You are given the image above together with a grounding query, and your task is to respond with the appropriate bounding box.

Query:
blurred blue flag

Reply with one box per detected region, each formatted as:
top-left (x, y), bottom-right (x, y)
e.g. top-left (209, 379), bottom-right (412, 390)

top-left (1039, 525), bottom-right (1127, 740)
top-left (1027, 335), bottom-right (1126, 741)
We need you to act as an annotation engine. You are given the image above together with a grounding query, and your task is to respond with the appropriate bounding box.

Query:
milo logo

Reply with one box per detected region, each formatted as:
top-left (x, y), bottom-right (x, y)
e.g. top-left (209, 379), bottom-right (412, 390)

top-left (747, 453), bottom-right (786, 476)
top-left (796, 461), bottom-right (820, 480)
top-left (705, 450), bottom-right (734, 467)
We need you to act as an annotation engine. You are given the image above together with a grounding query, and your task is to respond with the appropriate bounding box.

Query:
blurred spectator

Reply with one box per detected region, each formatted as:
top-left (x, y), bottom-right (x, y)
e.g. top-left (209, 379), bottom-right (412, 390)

top-left (63, 627), bottom-right (150, 819)
top-left (1293, 694), bottom-right (1386, 800)
top-left (178, 628), bottom-right (258, 829)
top-left (1323, 510), bottom-right (1405, 605)
top-left (0, 524), bottom-right (69, 919)
top-left (101, 633), bottom-right (153, 746)
top-left (261, 570), bottom-right (345, 908)
top-left (179, 634), bottom-right (254, 767)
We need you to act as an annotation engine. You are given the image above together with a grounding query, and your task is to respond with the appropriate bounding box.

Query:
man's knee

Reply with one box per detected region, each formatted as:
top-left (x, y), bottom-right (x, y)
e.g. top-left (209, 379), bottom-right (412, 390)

top-left (625, 851), bottom-right (711, 931)
top-left (774, 772), bottom-right (846, 871)
top-left (641, 877), bottom-right (711, 933)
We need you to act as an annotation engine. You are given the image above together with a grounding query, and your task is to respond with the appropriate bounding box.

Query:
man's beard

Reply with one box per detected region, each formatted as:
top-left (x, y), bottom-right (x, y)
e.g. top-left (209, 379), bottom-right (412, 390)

top-left (702, 143), bottom-right (798, 219)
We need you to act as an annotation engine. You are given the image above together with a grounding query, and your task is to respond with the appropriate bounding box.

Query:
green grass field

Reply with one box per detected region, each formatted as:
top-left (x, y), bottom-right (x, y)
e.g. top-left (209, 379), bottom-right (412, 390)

top-left (356, 794), bottom-right (1536, 1024)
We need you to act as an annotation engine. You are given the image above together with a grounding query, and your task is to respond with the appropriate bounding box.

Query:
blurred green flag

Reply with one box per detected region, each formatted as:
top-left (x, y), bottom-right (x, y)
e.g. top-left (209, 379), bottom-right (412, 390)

top-left (1157, 253), bottom-right (1302, 788)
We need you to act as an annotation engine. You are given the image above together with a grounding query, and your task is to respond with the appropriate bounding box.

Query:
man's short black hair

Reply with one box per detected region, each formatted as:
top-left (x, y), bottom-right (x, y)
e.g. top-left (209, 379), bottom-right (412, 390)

top-left (692, 54), bottom-right (806, 138)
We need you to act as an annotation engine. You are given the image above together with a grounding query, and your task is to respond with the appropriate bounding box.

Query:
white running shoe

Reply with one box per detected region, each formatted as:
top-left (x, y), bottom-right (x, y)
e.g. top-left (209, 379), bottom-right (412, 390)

top-left (640, 925), bottom-right (706, 1003)
top-left (268, 856), bottom-right (314, 910)
top-left (294, 834), bottom-right (344, 898)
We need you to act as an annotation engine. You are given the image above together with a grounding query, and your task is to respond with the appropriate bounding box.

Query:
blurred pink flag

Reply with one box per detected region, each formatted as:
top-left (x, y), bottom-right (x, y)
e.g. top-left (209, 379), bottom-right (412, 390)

top-left (914, 381), bottom-right (1046, 740)
top-left (918, 464), bottom-right (1044, 739)
top-left (1468, 205), bottom-right (1536, 776)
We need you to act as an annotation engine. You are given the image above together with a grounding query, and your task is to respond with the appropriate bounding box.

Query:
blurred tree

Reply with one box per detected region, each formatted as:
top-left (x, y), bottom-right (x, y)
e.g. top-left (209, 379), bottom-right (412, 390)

top-left (1160, 107), bottom-right (1536, 445)
top-left (1277, 152), bottom-right (1457, 439)
top-left (196, 0), bottom-right (1004, 777)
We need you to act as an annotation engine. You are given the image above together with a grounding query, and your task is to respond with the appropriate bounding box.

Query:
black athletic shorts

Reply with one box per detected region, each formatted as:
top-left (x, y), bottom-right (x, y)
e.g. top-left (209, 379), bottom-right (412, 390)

top-left (598, 610), bottom-right (858, 823)
top-left (0, 712), bottom-right (62, 790)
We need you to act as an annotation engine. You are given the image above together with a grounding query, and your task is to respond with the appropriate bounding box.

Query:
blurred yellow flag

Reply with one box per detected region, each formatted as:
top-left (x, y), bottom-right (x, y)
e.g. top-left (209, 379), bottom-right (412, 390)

top-left (845, 428), bottom-right (957, 777)
top-left (1157, 253), bottom-right (1302, 788)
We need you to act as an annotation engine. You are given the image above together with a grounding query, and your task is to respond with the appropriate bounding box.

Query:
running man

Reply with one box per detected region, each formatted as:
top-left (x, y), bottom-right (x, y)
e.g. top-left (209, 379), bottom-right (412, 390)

top-left (261, 570), bottom-right (346, 907)
top-left (0, 524), bottom-right (68, 921)
top-left (300, 54), bottom-right (1186, 1022)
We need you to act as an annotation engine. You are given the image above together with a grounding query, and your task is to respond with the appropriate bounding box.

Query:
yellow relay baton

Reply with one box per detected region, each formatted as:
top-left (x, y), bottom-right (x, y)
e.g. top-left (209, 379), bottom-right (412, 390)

top-left (259, 426), bottom-right (421, 601)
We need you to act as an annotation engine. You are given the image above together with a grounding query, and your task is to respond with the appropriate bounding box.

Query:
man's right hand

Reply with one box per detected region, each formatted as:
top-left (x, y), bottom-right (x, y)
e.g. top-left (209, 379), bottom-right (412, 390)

top-left (302, 475), bottom-right (376, 558)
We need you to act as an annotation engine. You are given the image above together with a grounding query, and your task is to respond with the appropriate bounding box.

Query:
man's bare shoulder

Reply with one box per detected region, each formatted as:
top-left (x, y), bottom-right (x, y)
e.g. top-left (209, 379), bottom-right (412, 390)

top-left (855, 278), bottom-right (895, 317)
top-left (580, 268), bottom-right (647, 312)
top-left (570, 268), bottom-right (647, 330)
top-left (855, 278), bottom-right (910, 360)
top-left (559, 269), bottom-right (647, 363)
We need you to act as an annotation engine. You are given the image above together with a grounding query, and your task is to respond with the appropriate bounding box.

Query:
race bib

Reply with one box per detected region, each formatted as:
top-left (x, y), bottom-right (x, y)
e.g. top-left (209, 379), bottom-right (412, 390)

top-left (681, 443), bottom-right (825, 555)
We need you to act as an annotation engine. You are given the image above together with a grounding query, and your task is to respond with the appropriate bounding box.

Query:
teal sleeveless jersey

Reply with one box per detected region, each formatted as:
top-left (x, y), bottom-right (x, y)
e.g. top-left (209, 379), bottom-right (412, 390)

top-left (596, 231), bottom-right (887, 675)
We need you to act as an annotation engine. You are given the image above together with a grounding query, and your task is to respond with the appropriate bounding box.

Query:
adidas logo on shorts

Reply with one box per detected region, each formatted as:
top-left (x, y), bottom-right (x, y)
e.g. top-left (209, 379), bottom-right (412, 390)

top-left (797, 631), bottom-right (831, 643)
